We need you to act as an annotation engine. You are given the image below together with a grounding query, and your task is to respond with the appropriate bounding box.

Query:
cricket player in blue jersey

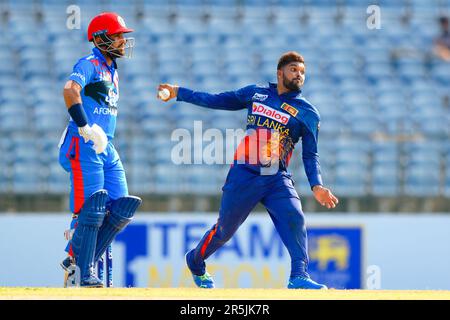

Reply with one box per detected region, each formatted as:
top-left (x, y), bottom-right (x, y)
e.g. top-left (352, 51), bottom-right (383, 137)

top-left (58, 12), bottom-right (141, 287)
top-left (158, 51), bottom-right (338, 289)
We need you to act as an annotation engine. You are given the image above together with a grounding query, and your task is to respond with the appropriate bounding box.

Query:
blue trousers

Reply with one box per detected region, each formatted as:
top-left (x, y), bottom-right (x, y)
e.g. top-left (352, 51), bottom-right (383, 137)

top-left (190, 165), bottom-right (309, 278)
top-left (59, 129), bottom-right (128, 255)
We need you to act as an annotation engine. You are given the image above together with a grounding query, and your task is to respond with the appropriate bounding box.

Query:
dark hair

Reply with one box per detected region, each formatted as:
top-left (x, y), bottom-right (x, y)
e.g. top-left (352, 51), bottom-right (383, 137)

top-left (277, 51), bottom-right (305, 70)
top-left (439, 16), bottom-right (449, 25)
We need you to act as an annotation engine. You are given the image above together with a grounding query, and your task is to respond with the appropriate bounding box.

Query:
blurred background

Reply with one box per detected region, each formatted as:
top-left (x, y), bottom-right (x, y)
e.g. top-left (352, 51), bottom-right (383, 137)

top-left (0, 0), bottom-right (449, 289)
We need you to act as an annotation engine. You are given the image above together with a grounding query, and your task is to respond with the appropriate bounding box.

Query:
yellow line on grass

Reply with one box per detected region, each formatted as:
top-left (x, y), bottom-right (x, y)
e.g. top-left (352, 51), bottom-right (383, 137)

top-left (1, 288), bottom-right (450, 300)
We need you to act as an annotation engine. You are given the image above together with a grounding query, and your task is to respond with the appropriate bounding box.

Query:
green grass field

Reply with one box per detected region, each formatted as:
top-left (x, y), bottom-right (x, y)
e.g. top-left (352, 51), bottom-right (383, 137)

top-left (1, 288), bottom-right (450, 300)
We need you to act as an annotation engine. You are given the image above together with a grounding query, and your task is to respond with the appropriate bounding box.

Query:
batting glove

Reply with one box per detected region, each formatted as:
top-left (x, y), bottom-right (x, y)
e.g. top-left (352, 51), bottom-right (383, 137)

top-left (78, 124), bottom-right (108, 154)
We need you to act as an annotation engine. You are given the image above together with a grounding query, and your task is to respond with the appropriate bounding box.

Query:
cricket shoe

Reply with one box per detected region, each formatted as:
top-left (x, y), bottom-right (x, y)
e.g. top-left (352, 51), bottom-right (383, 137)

top-left (64, 265), bottom-right (77, 288)
top-left (60, 256), bottom-right (74, 272)
top-left (62, 256), bottom-right (77, 288)
top-left (185, 251), bottom-right (215, 289)
top-left (65, 271), bottom-right (104, 288)
top-left (288, 276), bottom-right (328, 290)
top-left (80, 274), bottom-right (104, 288)
top-left (192, 272), bottom-right (215, 289)
top-left (63, 259), bottom-right (103, 288)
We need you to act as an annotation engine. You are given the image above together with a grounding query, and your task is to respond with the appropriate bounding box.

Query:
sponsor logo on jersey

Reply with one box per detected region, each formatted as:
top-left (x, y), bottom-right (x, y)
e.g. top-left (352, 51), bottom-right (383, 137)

top-left (105, 87), bottom-right (119, 107)
top-left (281, 103), bottom-right (299, 117)
top-left (252, 103), bottom-right (290, 125)
top-left (252, 93), bottom-right (269, 102)
top-left (70, 72), bottom-right (86, 83)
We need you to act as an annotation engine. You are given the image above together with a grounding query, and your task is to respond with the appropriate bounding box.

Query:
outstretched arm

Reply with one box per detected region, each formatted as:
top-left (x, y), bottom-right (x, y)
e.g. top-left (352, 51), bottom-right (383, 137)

top-left (157, 83), bottom-right (248, 111)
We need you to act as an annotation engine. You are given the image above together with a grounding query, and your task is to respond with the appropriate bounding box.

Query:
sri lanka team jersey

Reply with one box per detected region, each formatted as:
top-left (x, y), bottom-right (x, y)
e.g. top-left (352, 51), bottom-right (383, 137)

top-left (68, 47), bottom-right (119, 139)
top-left (176, 83), bottom-right (323, 189)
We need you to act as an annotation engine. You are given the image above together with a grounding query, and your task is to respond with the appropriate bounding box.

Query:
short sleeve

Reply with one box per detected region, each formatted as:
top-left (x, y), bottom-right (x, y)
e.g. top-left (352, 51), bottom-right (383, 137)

top-left (68, 59), bottom-right (95, 89)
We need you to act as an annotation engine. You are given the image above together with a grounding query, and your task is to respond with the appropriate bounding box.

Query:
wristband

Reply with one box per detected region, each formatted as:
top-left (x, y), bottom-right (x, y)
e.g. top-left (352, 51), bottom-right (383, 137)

top-left (68, 103), bottom-right (88, 127)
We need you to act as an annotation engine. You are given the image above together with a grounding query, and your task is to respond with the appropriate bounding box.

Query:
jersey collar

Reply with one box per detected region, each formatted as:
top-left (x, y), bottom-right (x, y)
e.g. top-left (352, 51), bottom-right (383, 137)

top-left (92, 47), bottom-right (117, 69)
top-left (269, 82), bottom-right (302, 99)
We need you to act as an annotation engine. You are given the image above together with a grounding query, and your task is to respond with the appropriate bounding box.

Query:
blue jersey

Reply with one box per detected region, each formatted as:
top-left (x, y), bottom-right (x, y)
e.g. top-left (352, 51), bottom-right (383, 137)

top-left (68, 47), bottom-right (119, 139)
top-left (177, 83), bottom-right (323, 188)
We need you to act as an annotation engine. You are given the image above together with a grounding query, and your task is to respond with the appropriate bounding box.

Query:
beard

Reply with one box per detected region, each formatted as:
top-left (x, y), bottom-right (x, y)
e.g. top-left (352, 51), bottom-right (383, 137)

top-left (283, 74), bottom-right (303, 91)
top-left (107, 46), bottom-right (125, 58)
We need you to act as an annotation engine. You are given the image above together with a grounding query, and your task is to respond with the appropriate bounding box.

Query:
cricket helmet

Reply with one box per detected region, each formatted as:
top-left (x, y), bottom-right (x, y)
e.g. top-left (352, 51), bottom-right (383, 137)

top-left (87, 12), bottom-right (135, 59)
top-left (87, 12), bottom-right (133, 41)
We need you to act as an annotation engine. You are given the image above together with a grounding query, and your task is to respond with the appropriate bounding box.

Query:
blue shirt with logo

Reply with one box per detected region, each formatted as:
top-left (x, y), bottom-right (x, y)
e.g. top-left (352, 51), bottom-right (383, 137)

top-left (68, 47), bottom-right (119, 139)
top-left (177, 83), bottom-right (323, 188)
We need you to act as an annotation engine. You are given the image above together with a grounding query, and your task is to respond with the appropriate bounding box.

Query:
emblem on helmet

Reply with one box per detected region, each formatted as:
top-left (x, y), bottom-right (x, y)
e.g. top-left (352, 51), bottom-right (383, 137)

top-left (117, 16), bottom-right (126, 28)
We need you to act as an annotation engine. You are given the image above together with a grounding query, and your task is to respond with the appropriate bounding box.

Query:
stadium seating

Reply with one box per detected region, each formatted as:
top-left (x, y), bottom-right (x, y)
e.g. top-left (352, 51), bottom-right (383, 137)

top-left (0, 0), bottom-right (449, 198)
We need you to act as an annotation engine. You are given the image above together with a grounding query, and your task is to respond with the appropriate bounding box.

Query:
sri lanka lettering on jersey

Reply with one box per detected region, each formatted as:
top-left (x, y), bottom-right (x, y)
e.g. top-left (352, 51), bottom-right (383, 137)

top-left (240, 103), bottom-right (294, 168)
top-left (176, 83), bottom-right (323, 187)
top-left (247, 115), bottom-right (290, 136)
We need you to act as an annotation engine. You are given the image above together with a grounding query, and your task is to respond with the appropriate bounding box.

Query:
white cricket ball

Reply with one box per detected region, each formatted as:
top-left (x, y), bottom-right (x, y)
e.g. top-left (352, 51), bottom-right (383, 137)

top-left (159, 88), bottom-right (170, 100)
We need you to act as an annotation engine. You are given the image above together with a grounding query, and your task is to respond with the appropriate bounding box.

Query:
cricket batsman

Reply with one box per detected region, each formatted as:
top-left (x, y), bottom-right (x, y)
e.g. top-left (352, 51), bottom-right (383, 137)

top-left (157, 51), bottom-right (338, 289)
top-left (58, 12), bottom-right (142, 287)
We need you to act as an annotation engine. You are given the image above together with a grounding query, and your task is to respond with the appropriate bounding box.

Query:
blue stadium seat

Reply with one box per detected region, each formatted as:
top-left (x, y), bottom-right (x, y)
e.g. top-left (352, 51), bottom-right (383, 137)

top-left (184, 166), bottom-right (222, 194)
top-left (0, 1), bottom-right (448, 198)
top-left (347, 116), bottom-right (380, 136)
top-left (372, 164), bottom-right (400, 196)
top-left (128, 163), bottom-right (155, 194)
top-left (46, 163), bottom-right (69, 194)
top-left (404, 164), bottom-right (441, 196)
top-left (152, 164), bottom-right (186, 193)
top-left (0, 109), bottom-right (29, 133)
top-left (334, 163), bottom-right (368, 197)
top-left (372, 142), bottom-right (399, 164)
top-left (445, 164), bottom-right (450, 197)
top-left (12, 162), bottom-right (43, 194)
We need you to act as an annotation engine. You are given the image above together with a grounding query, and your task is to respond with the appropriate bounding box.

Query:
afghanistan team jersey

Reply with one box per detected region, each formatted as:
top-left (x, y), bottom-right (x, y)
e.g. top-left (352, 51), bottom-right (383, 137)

top-left (68, 47), bottom-right (119, 139)
top-left (177, 83), bottom-right (323, 188)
